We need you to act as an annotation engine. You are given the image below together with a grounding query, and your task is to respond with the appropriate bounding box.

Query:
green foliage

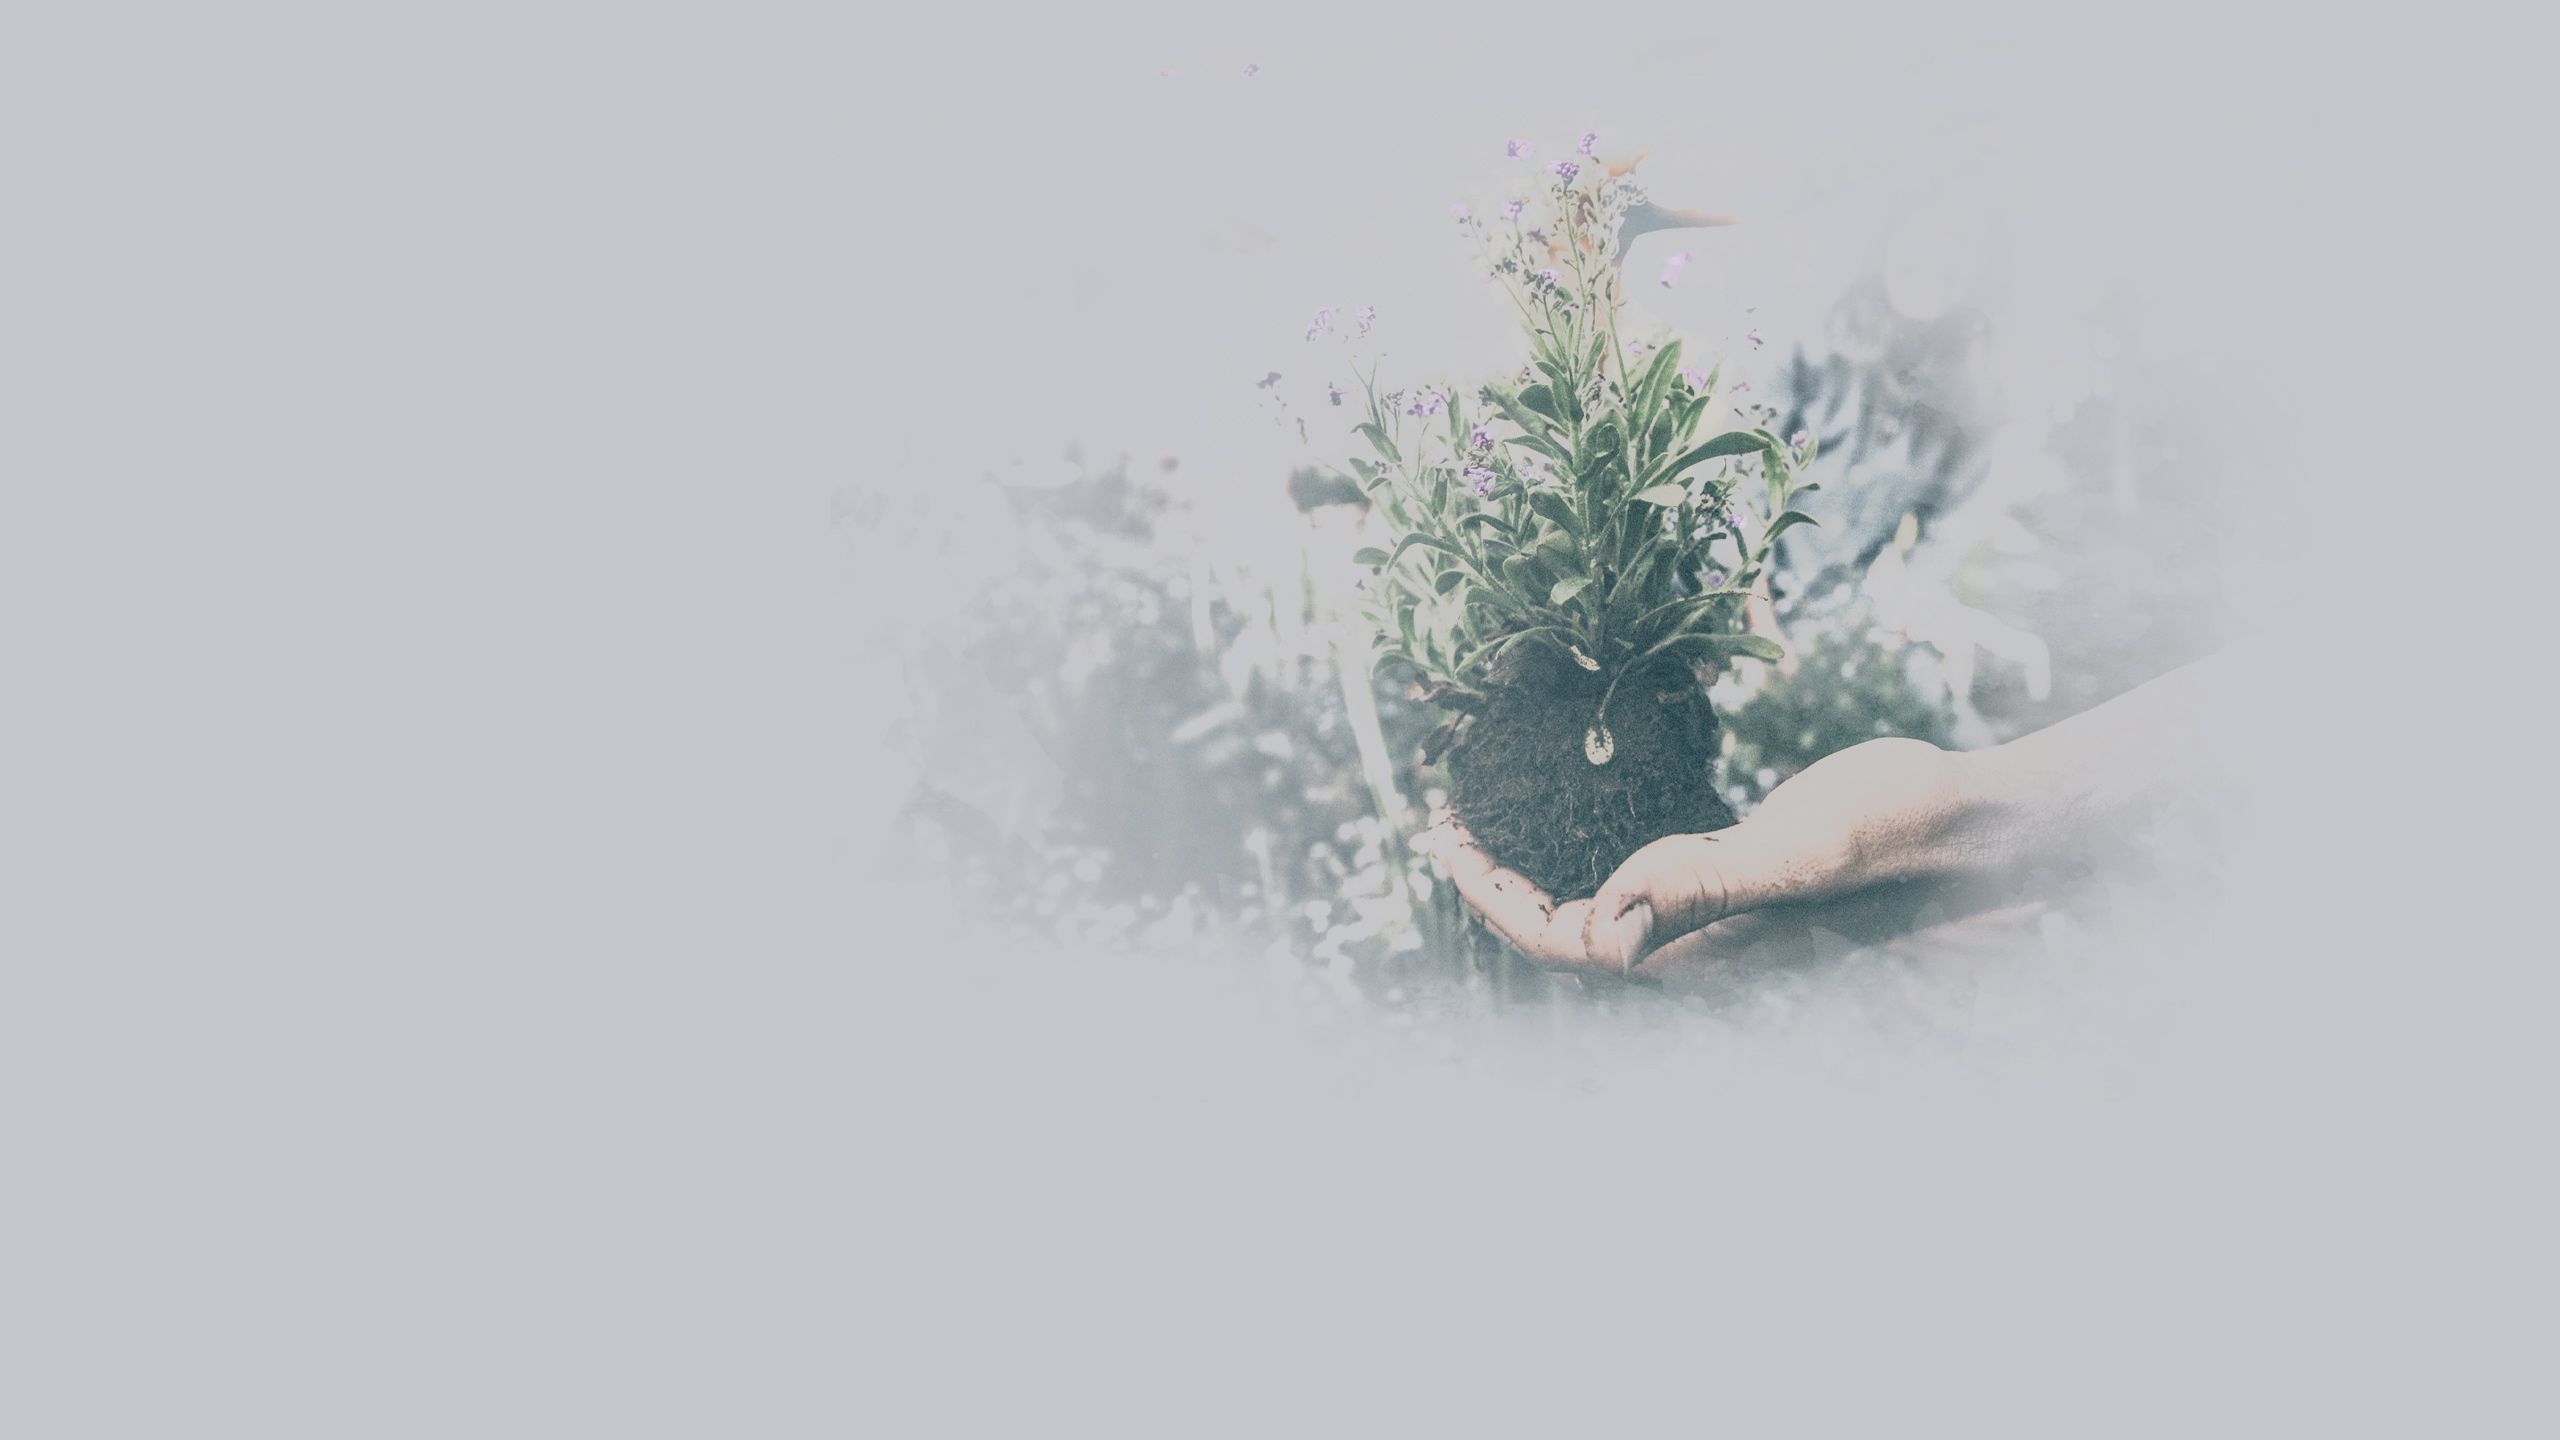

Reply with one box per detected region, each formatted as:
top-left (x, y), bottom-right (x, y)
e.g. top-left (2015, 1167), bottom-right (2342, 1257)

top-left (1342, 166), bottom-right (1817, 708)
top-left (1717, 620), bottom-right (1958, 810)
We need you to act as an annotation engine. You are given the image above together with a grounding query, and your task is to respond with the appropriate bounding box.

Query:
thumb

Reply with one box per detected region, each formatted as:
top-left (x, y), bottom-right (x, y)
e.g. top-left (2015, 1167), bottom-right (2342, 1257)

top-left (1582, 820), bottom-right (1814, 972)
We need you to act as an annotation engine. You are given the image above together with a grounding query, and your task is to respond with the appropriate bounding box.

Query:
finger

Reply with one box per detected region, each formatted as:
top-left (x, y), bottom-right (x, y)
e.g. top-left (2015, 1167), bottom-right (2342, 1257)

top-left (1427, 821), bottom-right (1551, 947)
top-left (1639, 908), bottom-right (1794, 978)
top-left (1584, 823), bottom-right (1830, 973)
top-left (1585, 833), bottom-right (1722, 972)
top-left (1428, 822), bottom-right (1609, 972)
top-left (1640, 889), bottom-right (2050, 988)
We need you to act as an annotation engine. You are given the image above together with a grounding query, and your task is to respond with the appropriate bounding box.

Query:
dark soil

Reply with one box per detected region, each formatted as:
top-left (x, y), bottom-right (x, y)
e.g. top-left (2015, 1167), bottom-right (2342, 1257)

top-left (1446, 647), bottom-right (1736, 902)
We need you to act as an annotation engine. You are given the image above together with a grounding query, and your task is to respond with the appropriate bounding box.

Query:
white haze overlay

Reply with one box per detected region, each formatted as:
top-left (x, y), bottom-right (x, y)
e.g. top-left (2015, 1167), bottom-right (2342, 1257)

top-left (8, 4), bottom-right (2554, 1436)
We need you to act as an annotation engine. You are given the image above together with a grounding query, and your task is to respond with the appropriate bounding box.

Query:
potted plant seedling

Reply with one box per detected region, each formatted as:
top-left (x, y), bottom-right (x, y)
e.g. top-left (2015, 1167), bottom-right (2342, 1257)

top-left (1341, 143), bottom-right (1819, 902)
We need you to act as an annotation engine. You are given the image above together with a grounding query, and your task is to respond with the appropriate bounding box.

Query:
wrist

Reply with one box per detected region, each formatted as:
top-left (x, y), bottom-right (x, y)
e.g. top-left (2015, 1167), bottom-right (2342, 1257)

top-left (1925, 741), bottom-right (2066, 884)
top-left (1827, 739), bottom-right (1988, 892)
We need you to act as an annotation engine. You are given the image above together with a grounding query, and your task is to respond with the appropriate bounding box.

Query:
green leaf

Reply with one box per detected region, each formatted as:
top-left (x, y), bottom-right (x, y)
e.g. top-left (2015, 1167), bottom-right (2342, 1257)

top-left (1632, 340), bottom-right (1680, 431)
top-left (1664, 430), bottom-right (1771, 475)
top-left (1356, 423), bottom-right (1400, 464)
top-left (1351, 547), bottom-right (1390, 567)
top-left (1644, 412), bottom-right (1676, 461)
top-left (1467, 625), bottom-right (1572, 676)
top-left (1527, 488), bottom-right (1581, 536)
top-left (1639, 338), bottom-right (1681, 395)
top-left (1388, 530), bottom-right (1464, 565)
top-left (1435, 569), bottom-right (1467, 594)
top-left (1608, 536), bottom-right (1670, 608)
top-left (1623, 584), bottom-right (1752, 637)
top-left (1519, 384), bottom-right (1558, 420)
top-left (1457, 512), bottom-right (1515, 537)
top-left (1764, 509), bottom-right (1821, 544)
top-left (1673, 391), bottom-right (1711, 440)
top-left (1632, 484), bottom-right (1690, 507)
top-left (1649, 630), bottom-right (1786, 664)
top-left (1550, 576), bottom-right (1593, 606)
top-left (1491, 393), bottom-right (1567, 459)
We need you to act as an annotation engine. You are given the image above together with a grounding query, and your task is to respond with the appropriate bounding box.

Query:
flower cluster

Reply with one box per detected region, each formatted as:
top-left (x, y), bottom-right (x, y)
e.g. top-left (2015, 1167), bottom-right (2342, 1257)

top-left (1327, 134), bottom-right (1820, 711)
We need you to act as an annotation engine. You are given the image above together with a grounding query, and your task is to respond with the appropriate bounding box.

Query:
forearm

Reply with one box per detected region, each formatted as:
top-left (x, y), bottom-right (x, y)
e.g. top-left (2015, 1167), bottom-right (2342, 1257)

top-left (1917, 656), bottom-right (2222, 885)
top-left (1533, 658), bottom-right (2229, 975)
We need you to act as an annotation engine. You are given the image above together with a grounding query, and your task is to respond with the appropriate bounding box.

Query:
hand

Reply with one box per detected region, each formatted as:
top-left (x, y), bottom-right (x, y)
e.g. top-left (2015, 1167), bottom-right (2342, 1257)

top-left (1422, 738), bottom-right (1976, 979)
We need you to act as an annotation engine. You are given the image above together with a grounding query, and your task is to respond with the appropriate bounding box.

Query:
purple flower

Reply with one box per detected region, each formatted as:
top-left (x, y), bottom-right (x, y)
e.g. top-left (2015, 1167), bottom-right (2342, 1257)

top-left (1469, 425), bottom-right (1493, 452)
top-left (1526, 227), bottom-right (1547, 243)
top-left (1501, 199), bottom-right (1524, 220)
top-left (1305, 307), bottom-right (1334, 340)
top-left (1329, 384), bottom-right (1346, 407)
top-left (1256, 371), bottom-right (1281, 389)
top-left (1578, 131), bottom-right (1598, 156)
top-left (1790, 428), bottom-right (1810, 448)
top-left (1551, 160), bottom-right (1579, 183)
top-left (1680, 366), bottom-right (1713, 391)
top-left (1506, 138), bottom-right (1533, 160)
top-left (1244, 63), bottom-right (1260, 77)
top-left (1536, 267), bottom-right (1560, 287)
top-left (1731, 380), bottom-right (1751, 393)
top-left (1705, 570), bottom-right (1728, 588)
top-left (1406, 385), bottom-right (1447, 418)
top-left (1355, 305), bottom-right (1376, 333)
top-left (1464, 465), bottom-right (1497, 497)
top-left (1659, 251), bottom-right (1692, 289)
top-left (1746, 328), bottom-right (1765, 349)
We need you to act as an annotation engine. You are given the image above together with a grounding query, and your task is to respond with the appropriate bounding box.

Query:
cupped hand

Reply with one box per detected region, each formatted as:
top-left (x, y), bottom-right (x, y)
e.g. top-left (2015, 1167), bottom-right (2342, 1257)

top-left (1422, 737), bottom-right (1969, 978)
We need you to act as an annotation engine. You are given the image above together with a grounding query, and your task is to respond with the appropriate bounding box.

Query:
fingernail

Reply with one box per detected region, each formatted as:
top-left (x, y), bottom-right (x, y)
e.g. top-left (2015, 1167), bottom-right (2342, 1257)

top-left (1607, 901), bottom-right (1652, 973)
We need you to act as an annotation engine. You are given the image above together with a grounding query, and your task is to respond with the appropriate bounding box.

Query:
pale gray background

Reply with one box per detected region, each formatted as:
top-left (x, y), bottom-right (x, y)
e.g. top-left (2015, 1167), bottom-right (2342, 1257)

top-left (3, 3), bottom-right (2551, 1435)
